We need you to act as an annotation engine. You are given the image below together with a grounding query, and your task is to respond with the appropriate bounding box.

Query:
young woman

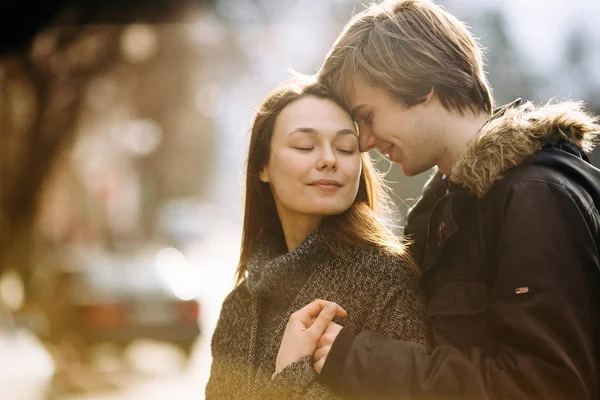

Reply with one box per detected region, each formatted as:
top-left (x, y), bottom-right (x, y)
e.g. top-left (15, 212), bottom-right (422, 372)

top-left (205, 78), bottom-right (427, 399)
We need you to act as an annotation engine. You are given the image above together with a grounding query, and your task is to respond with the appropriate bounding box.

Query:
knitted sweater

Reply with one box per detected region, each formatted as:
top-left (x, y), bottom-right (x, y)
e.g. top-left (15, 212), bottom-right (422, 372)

top-left (205, 228), bottom-right (428, 399)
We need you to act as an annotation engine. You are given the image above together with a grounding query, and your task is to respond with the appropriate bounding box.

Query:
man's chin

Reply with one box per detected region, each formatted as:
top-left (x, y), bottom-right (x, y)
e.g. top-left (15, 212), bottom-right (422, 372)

top-left (399, 163), bottom-right (430, 177)
top-left (401, 168), bottom-right (418, 177)
top-left (388, 154), bottom-right (402, 166)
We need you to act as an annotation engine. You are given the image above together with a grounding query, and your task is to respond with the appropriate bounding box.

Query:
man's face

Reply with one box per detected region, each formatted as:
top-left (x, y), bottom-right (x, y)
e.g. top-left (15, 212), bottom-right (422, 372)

top-left (346, 77), bottom-right (443, 177)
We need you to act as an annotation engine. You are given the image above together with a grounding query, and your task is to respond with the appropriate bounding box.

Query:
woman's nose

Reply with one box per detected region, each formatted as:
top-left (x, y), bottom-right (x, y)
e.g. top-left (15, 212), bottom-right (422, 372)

top-left (317, 146), bottom-right (337, 170)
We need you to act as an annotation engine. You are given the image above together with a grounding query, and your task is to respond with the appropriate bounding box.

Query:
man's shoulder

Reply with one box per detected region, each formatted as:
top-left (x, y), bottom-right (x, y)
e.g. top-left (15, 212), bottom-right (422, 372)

top-left (488, 145), bottom-right (600, 200)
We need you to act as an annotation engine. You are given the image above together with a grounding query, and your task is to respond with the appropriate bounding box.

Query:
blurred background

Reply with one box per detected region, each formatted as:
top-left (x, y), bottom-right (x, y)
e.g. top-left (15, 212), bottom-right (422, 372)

top-left (0, 0), bottom-right (598, 398)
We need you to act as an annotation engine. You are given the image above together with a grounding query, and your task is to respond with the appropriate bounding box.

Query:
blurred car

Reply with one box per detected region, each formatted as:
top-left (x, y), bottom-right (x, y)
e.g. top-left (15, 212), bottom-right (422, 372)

top-left (155, 198), bottom-right (236, 249)
top-left (42, 244), bottom-right (203, 362)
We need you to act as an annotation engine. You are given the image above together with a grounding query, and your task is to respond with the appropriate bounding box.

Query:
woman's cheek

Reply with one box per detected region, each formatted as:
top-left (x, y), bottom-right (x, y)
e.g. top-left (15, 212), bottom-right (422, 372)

top-left (341, 156), bottom-right (362, 178)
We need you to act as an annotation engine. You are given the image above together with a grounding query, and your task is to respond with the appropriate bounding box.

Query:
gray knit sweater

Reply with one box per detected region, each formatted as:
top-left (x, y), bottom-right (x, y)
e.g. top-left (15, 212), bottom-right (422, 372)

top-left (205, 228), bottom-right (428, 399)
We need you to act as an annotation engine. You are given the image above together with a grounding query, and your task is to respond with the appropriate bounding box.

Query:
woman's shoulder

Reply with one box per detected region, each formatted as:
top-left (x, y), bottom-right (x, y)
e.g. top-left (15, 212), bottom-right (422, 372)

top-left (339, 245), bottom-right (419, 282)
top-left (220, 281), bottom-right (252, 310)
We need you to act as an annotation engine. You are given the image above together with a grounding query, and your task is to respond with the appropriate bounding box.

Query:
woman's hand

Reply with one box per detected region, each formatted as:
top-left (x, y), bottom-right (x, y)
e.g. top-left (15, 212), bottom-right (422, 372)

top-left (312, 321), bottom-right (343, 373)
top-left (275, 300), bottom-right (347, 373)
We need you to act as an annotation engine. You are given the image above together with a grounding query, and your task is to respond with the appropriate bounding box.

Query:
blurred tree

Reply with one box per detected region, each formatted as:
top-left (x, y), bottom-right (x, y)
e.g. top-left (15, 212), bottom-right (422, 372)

top-left (0, 1), bottom-right (64, 55)
top-left (0, 15), bottom-right (124, 306)
top-left (478, 10), bottom-right (545, 106)
top-left (563, 28), bottom-right (600, 167)
top-left (0, 0), bottom-right (208, 303)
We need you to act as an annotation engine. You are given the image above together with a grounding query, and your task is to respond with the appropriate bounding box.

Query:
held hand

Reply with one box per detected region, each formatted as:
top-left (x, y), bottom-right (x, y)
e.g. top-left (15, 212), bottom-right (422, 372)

top-left (312, 321), bottom-right (343, 374)
top-left (275, 300), bottom-right (347, 373)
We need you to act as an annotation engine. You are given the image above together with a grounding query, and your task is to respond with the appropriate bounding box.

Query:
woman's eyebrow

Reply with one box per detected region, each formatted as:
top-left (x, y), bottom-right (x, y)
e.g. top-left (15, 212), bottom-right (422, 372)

top-left (288, 127), bottom-right (357, 136)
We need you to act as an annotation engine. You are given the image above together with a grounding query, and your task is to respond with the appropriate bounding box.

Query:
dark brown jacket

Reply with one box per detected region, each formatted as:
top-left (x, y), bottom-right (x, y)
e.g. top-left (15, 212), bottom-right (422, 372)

top-left (321, 100), bottom-right (600, 399)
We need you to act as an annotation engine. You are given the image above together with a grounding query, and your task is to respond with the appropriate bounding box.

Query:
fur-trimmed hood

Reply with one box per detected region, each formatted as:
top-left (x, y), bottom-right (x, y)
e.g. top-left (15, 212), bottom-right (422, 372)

top-left (451, 99), bottom-right (600, 197)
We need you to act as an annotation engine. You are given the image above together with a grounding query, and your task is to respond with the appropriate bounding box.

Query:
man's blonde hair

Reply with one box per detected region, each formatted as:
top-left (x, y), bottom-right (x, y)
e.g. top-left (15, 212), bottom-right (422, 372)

top-left (318, 0), bottom-right (494, 115)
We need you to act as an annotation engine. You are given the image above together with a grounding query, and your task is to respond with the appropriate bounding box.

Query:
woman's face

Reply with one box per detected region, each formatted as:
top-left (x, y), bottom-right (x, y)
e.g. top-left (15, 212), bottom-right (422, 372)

top-left (260, 95), bottom-right (362, 227)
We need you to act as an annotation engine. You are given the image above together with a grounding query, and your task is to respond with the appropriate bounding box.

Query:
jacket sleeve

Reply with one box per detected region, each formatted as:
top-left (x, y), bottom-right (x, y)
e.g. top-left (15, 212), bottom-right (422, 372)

top-left (322, 181), bottom-right (599, 400)
top-left (319, 259), bottom-right (429, 393)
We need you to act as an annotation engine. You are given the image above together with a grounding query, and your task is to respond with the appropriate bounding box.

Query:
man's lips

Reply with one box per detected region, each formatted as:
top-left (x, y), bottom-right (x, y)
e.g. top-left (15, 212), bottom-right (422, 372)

top-left (380, 145), bottom-right (394, 158)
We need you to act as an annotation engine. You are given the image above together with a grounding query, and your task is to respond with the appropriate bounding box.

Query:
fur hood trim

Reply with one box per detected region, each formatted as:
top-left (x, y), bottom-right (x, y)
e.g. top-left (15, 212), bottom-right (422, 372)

top-left (451, 100), bottom-right (600, 198)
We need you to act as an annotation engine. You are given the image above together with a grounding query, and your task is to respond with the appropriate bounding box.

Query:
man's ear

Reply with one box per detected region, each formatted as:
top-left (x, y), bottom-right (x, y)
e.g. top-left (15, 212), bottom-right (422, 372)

top-left (259, 168), bottom-right (270, 183)
top-left (417, 87), bottom-right (435, 105)
top-left (422, 87), bottom-right (435, 104)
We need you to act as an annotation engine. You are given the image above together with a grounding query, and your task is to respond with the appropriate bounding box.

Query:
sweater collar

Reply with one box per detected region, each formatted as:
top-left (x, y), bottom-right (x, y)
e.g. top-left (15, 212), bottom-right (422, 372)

top-left (245, 227), bottom-right (333, 299)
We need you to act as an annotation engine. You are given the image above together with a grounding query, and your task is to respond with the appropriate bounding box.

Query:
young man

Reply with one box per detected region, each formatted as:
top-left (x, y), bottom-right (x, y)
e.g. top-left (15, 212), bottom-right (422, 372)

top-left (273, 0), bottom-right (600, 398)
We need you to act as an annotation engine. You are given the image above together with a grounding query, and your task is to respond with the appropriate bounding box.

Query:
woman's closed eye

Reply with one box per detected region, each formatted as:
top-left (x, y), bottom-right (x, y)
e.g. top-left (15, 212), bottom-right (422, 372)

top-left (335, 136), bottom-right (359, 154)
top-left (293, 146), bottom-right (314, 151)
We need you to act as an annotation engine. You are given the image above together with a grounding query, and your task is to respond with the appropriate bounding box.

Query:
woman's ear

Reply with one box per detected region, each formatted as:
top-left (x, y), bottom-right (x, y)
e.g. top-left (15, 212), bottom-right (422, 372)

top-left (259, 168), bottom-right (270, 183)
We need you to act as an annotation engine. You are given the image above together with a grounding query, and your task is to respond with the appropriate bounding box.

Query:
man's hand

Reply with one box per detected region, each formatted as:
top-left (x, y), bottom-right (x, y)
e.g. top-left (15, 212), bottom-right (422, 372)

top-left (275, 300), bottom-right (347, 373)
top-left (312, 321), bottom-right (343, 374)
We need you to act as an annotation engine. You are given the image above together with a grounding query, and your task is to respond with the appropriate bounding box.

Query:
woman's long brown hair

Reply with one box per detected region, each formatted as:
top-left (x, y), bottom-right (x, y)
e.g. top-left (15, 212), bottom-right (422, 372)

top-left (236, 77), bottom-right (413, 284)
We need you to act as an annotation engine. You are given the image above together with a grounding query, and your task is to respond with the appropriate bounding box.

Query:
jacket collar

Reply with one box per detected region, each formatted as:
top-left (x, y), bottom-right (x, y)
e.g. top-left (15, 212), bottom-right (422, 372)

top-left (450, 99), bottom-right (600, 197)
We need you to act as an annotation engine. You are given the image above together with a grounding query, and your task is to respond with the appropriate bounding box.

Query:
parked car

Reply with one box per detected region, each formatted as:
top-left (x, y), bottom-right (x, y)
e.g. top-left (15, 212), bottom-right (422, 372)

top-left (155, 198), bottom-right (236, 249)
top-left (36, 243), bottom-right (203, 363)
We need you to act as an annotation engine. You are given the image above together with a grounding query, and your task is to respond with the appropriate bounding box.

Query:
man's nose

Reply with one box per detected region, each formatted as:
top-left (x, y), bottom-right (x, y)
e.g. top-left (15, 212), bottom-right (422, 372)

top-left (359, 132), bottom-right (376, 152)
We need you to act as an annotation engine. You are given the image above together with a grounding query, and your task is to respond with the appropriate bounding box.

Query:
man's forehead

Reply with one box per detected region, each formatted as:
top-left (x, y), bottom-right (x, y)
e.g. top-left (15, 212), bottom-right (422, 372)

top-left (340, 80), bottom-right (368, 122)
top-left (341, 75), bottom-right (369, 107)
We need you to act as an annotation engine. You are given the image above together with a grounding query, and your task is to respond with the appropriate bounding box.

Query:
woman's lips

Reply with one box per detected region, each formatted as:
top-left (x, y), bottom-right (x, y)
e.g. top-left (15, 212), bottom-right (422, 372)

top-left (309, 179), bottom-right (342, 192)
top-left (311, 184), bottom-right (341, 192)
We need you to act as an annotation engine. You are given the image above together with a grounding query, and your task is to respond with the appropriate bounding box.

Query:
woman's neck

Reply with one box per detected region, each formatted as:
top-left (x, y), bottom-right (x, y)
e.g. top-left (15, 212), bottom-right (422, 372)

top-left (280, 215), bottom-right (322, 252)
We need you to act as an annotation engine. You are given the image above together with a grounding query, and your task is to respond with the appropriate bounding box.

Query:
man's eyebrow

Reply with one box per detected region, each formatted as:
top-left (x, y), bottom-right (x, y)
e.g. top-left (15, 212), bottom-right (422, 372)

top-left (351, 105), bottom-right (365, 121)
top-left (288, 127), bottom-right (357, 136)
